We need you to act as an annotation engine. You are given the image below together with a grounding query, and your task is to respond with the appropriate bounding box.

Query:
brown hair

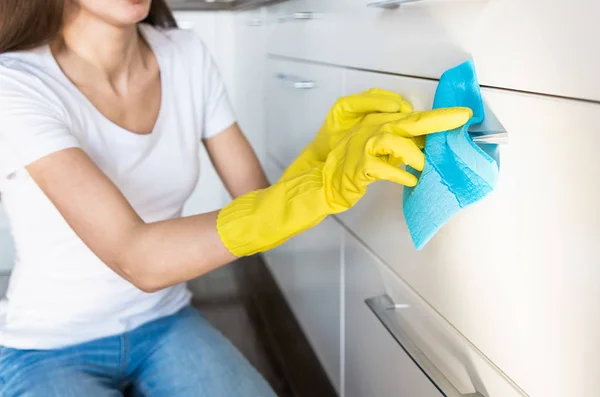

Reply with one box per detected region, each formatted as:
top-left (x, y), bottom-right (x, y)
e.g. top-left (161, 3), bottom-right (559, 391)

top-left (0, 0), bottom-right (177, 54)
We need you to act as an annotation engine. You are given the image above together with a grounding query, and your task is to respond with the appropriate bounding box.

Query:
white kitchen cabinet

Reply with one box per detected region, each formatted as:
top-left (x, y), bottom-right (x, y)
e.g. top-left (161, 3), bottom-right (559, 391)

top-left (261, 156), bottom-right (343, 392)
top-left (0, 204), bottom-right (14, 275)
top-left (0, 204), bottom-right (14, 297)
top-left (0, 276), bottom-right (8, 297)
top-left (284, 217), bottom-right (343, 393)
top-left (265, 0), bottom-right (314, 55)
top-left (173, 11), bottom-right (234, 215)
top-left (0, 229), bottom-right (14, 274)
top-left (336, 68), bottom-right (600, 397)
top-left (265, 57), bottom-right (343, 167)
top-left (233, 8), bottom-right (269, 163)
top-left (0, 203), bottom-right (8, 228)
top-left (268, 0), bottom-right (600, 101)
top-left (344, 231), bottom-right (441, 397)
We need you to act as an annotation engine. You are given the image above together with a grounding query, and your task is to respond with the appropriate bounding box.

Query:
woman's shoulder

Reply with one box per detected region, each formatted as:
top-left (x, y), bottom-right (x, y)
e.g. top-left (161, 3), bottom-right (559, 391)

top-left (0, 47), bottom-right (47, 77)
top-left (0, 46), bottom-right (56, 88)
top-left (0, 49), bottom-right (68, 118)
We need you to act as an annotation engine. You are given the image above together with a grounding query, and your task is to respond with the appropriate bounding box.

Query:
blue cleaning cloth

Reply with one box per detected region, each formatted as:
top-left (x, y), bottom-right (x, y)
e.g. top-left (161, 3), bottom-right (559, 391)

top-left (403, 60), bottom-right (499, 250)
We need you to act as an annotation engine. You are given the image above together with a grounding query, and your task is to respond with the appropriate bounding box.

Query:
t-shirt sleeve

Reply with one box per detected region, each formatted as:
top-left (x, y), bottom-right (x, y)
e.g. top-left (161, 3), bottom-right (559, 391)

top-left (197, 40), bottom-right (237, 140)
top-left (0, 66), bottom-right (80, 178)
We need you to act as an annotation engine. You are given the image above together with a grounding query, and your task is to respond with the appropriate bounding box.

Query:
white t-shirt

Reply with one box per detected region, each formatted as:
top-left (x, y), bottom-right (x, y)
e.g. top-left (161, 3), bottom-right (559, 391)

top-left (0, 24), bottom-right (236, 349)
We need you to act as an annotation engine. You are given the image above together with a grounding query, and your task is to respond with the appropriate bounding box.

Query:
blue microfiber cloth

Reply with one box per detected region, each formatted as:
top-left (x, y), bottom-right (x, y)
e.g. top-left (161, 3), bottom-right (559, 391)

top-left (403, 60), bottom-right (499, 250)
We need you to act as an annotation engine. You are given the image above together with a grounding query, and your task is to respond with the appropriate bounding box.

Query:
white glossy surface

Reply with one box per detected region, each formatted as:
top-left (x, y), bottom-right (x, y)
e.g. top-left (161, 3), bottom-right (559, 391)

top-left (379, 257), bottom-right (528, 397)
top-left (268, 0), bottom-right (600, 101)
top-left (262, 157), bottom-right (343, 392)
top-left (0, 276), bottom-right (8, 298)
top-left (0, 202), bottom-right (7, 228)
top-left (337, 68), bottom-right (600, 397)
top-left (344, 231), bottom-right (440, 397)
top-left (233, 8), bottom-right (270, 164)
top-left (0, 230), bottom-right (14, 273)
top-left (0, 205), bottom-right (14, 273)
top-left (173, 12), bottom-right (233, 214)
top-left (266, 57), bottom-right (343, 167)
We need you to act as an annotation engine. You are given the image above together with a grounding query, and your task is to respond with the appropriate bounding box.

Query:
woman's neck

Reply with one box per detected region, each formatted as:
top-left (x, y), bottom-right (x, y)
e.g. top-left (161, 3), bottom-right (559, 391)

top-left (53, 8), bottom-right (148, 87)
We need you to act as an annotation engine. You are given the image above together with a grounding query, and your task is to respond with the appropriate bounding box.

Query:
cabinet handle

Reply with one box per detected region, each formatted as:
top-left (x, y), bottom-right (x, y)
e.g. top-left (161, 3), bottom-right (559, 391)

top-left (277, 11), bottom-right (315, 22)
top-left (247, 18), bottom-right (263, 27)
top-left (367, 0), bottom-right (423, 9)
top-left (366, 294), bottom-right (487, 397)
top-left (275, 73), bottom-right (316, 89)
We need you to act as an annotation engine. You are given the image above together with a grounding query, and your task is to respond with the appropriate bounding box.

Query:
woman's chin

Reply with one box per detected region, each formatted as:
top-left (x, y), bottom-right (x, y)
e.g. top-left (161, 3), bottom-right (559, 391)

top-left (124, 4), bottom-right (151, 24)
top-left (111, 0), bottom-right (151, 26)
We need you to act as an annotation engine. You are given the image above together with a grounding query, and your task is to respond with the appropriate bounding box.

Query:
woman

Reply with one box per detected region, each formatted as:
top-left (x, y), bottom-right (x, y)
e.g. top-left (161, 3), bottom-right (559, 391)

top-left (0, 0), bottom-right (471, 396)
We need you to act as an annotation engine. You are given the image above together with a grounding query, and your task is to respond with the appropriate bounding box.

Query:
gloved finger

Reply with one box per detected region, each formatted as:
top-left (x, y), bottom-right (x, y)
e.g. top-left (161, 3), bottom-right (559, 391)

top-left (364, 160), bottom-right (419, 187)
top-left (336, 91), bottom-right (413, 116)
top-left (362, 88), bottom-right (401, 98)
top-left (368, 133), bottom-right (425, 171)
top-left (413, 135), bottom-right (426, 150)
top-left (380, 106), bottom-right (472, 137)
top-left (360, 89), bottom-right (413, 113)
top-left (361, 112), bottom-right (409, 127)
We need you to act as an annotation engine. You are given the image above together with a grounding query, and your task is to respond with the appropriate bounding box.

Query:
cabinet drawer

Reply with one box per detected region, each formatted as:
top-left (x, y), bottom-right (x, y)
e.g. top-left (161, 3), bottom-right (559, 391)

top-left (0, 275), bottom-right (8, 298)
top-left (344, 231), bottom-right (441, 397)
top-left (0, 205), bottom-right (8, 285)
top-left (268, 0), bottom-right (600, 101)
top-left (0, 225), bottom-right (14, 273)
top-left (265, 57), bottom-right (343, 168)
top-left (337, 68), bottom-right (600, 397)
top-left (0, 203), bottom-right (8, 228)
top-left (262, 157), bottom-right (343, 391)
top-left (352, 236), bottom-right (528, 397)
top-left (234, 8), bottom-right (269, 164)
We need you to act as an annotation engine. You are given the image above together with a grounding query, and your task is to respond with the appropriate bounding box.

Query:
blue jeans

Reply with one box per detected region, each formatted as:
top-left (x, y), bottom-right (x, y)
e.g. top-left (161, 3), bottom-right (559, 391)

top-left (0, 306), bottom-right (277, 397)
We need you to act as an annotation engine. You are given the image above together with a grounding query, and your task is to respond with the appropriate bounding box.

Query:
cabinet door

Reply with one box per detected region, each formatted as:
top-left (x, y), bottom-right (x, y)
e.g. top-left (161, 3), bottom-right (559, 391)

top-left (173, 12), bottom-right (231, 215)
top-left (266, 0), bottom-right (314, 61)
top-left (267, 0), bottom-right (600, 102)
top-left (0, 204), bottom-right (14, 296)
top-left (344, 231), bottom-right (440, 397)
top-left (261, 157), bottom-right (343, 392)
top-left (0, 275), bottom-right (8, 298)
top-left (286, 217), bottom-right (343, 393)
top-left (0, 204), bottom-right (14, 274)
top-left (233, 8), bottom-right (268, 163)
top-left (339, 68), bottom-right (600, 397)
top-left (265, 57), bottom-right (343, 168)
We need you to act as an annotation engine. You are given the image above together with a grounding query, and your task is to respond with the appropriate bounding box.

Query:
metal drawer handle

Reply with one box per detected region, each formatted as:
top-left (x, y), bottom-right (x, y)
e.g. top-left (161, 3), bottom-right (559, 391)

top-left (275, 73), bottom-right (316, 90)
top-left (277, 11), bottom-right (315, 22)
top-left (247, 18), bottom-right (263, 27)
top-left (367, 0), bottom-right (424, 9)
top-left (366, 294), bottom-right (485, 397)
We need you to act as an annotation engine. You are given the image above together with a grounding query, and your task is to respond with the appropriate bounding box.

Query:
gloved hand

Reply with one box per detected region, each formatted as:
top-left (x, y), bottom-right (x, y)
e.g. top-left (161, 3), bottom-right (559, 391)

top-left (218, 106), bottom-right (472, 257)
top-left (280, 89), bottom-right (414, 181)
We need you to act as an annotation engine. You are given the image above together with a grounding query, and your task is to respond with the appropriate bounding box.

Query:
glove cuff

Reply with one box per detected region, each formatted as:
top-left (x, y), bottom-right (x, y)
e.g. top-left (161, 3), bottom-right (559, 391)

top-left (217, 166), bottom-right (331, 257)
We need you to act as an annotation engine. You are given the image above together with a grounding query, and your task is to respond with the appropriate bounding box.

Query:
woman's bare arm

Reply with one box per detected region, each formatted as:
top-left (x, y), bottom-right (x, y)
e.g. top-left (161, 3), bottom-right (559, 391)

top-left (28, 147), bottom-right (237, 293)
top-left (203, 123), bottom-right (269, 198)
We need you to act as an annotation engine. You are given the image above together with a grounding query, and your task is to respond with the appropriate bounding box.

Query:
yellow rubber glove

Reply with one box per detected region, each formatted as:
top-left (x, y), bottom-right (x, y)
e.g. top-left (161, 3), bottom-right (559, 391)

top-left (217, 107), bottom-right (472, 257)
top-left (279, 89), bottom-right (413, 181)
